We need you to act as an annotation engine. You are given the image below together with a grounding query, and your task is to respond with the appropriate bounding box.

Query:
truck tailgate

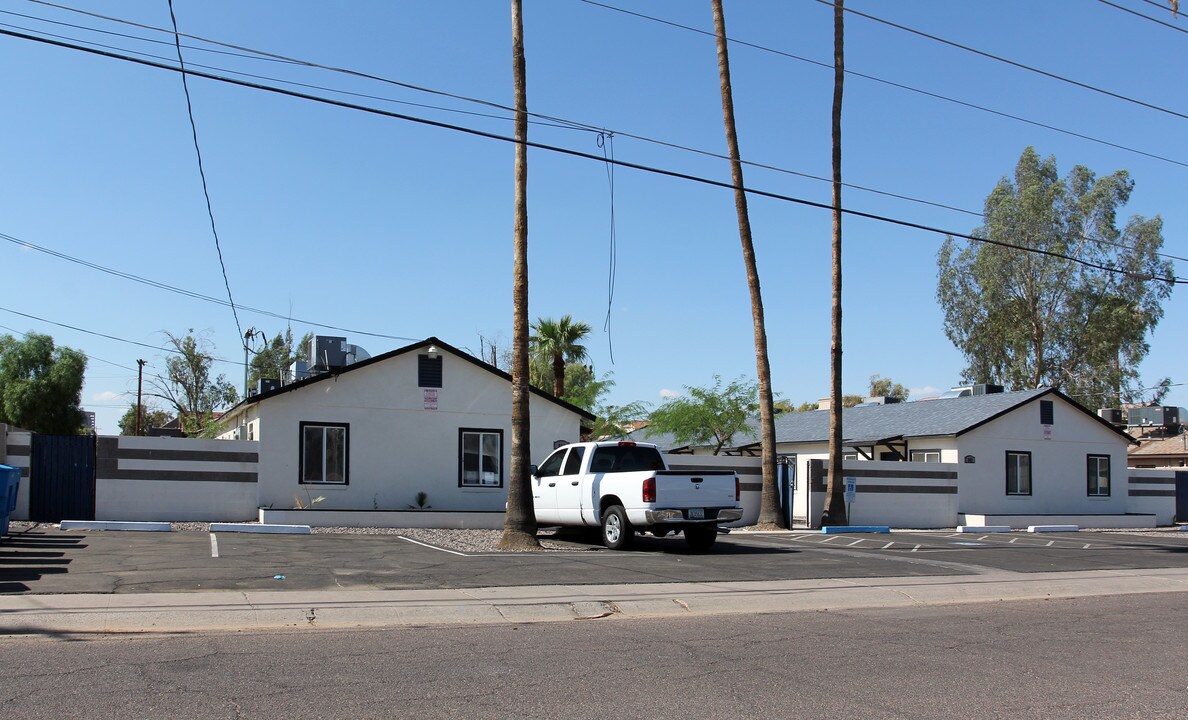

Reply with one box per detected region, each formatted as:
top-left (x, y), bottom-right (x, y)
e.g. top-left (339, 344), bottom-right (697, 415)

top-left (654, 470), bottom-right (736, 509)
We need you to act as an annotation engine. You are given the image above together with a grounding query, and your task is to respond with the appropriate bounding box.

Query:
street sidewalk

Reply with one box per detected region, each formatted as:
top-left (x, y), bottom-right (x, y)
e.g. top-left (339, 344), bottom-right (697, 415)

top-left (2, 566), bottom-right (1186, 635)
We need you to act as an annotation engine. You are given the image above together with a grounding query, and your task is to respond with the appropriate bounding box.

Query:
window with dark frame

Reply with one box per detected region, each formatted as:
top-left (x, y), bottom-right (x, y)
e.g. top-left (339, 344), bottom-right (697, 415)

top-left (300, 422), bottom-right (348, 484)
top-left (1006, 451), bottom-right (1031, 495)
top-left (459, 428), bottom-right (503, 487)
top-left (1087, 455), bottom-right (1111, 497)
top-left (418, 354), bottom-right (443, 388)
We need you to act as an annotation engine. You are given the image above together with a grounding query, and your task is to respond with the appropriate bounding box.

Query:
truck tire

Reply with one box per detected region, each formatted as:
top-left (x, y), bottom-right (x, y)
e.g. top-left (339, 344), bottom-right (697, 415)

top-left (601, 505), bottom-right (634, 550)
top-left (684, 525), bottom-right (717, 552)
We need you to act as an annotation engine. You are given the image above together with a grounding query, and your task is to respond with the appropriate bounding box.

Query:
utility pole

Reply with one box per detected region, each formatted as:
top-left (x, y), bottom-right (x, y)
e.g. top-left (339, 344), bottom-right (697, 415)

top-left (135, 359), bottom-right (146, 435)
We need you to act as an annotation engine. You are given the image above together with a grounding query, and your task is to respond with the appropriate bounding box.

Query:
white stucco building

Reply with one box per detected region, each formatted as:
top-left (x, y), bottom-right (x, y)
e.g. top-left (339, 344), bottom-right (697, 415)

top-left (746, 388), bottom-right (1139, 526)
top-left (218, 337), bottom-right (593, 514)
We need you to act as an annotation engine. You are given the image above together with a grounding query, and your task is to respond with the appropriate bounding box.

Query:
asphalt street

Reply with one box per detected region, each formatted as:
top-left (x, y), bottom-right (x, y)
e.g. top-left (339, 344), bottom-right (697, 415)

top-left (2, 592), bottom-right (1184, 719)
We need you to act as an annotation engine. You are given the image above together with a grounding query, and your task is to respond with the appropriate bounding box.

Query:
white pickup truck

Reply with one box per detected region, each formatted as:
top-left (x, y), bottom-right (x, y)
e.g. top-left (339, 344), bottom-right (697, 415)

top-left (531, 440), bottom-right (743, 551)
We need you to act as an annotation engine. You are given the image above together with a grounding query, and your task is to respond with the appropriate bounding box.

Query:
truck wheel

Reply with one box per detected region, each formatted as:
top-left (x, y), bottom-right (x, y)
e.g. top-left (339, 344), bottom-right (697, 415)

top-left (601, 505), bottom-right (634, 550)
top-left (684, 526), bottom-right (717, 552)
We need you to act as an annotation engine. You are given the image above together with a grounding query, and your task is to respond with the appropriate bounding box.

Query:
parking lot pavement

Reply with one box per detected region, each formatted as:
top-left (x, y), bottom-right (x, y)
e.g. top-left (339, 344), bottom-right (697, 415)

top-left (0, 525), bottom-right (1185, 596)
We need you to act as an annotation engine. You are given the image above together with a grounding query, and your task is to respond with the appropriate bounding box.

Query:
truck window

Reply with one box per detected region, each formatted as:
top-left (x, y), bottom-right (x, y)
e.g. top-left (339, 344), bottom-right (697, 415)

top-left (590, 445), bottom-right (665, 473)
top-left (536, 449), bottom-right (566, 478)
top-left (561, 446), bottom-right (585, 475)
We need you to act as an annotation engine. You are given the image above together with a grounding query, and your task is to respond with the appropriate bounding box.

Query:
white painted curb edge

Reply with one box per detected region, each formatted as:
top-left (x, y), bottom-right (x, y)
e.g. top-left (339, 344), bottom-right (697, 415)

top-left (210, 523), bottom-right (311, 535)
top-left (59, 521), bottom-right (171, 532)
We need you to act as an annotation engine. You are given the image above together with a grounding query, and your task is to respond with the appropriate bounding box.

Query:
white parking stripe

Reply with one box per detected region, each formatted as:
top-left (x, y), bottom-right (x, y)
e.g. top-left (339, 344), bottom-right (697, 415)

top-left (1046, 540), bottom-right (1054, 547)
top-left (848, 539), bottom-right (864, 546)
top-left (210, 533), bottom-right (219, 558)
top-left (882, 542), bottom-right (894, 549)
top-left (911, 544), bottom-right (921, 552)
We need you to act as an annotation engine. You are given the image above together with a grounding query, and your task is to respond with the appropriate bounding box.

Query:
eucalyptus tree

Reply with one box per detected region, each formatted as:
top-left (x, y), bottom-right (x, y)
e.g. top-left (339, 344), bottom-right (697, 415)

top-left (936, 147), bottom-right (1174, 409)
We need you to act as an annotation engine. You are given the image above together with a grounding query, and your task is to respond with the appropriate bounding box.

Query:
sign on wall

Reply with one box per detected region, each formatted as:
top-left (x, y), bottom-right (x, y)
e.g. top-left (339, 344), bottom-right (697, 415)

top-left (423, 389), bottom-right (438, 410)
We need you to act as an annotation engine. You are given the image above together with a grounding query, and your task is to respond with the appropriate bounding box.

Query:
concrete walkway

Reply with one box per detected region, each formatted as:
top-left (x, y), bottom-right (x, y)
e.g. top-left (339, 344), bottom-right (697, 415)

top-left (2, 566), bottom-right (1186, 635)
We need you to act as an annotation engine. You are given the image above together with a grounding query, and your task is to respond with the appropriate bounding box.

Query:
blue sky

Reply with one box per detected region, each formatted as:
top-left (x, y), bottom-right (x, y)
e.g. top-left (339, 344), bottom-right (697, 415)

top-left (1, 0), bottom-right (1185, 435)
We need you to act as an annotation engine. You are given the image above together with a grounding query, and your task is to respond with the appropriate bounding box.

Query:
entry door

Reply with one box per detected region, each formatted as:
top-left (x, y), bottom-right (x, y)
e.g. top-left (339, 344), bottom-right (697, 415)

top-left (531, 448), bottom-right (567, 525)
top-left (30, 434), bottom-right (96, 522)
top-left (1177, 471), bottom-right (1188, 524)
top-left (555, 446), bottom-right (587, 525)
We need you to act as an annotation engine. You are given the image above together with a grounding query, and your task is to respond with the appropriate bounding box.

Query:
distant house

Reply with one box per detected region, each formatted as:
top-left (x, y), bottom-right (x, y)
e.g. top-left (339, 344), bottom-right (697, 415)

top-left (733, 388), bottom-right (1138, 525)
top-left (217, 337), bottom-right (594, 514)
top-left (1129, 433), bottom-right (1188, 469)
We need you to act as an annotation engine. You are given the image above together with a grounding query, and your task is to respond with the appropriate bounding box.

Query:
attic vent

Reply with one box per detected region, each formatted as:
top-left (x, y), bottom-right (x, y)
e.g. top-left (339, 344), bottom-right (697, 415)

top-left (418, 354), bottom-right (443, 388)
top-left (1040, 400), bottom-right (1054, 425)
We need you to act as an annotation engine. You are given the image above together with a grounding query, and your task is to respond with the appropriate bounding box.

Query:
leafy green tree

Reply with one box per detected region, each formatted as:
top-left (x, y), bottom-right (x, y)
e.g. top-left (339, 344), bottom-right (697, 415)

top-left (645, 376), bottom-right (757, 456)
top-left (0, 332), bottom-right (87, 434)
top-left (248, 328), bottom-right (313, 387)
top-left (529, 315), bottom-right (592, 399)
top-left (117, 403), bottom-right (172, 436)
top-left (868, 374), bottom-right (908, 401)
top-left (937, 147), bottom-right (1173, 410)
top-left (149, 330), bottom-right (238, 437)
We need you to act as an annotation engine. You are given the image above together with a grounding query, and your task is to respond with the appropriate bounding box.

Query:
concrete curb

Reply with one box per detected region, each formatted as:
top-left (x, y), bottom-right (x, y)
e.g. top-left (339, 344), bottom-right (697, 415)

top-left (209, 523), bottom-right (311, 535)
top-left (1028, 524), bottom-right (1079, 533)
top-left (957, 525), bottom-right (1012, 533)
top-left (821, 525), bottom-right (890, 534)
top-left (59, 521), bottom-right (171, 532)
top-left (3, 567), bottom-right (1185, 635)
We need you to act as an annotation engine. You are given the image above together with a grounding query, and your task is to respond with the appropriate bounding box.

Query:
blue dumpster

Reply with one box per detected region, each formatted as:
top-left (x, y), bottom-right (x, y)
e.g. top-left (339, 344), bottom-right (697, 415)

top-left (0, 464), bottom-right (19, 538)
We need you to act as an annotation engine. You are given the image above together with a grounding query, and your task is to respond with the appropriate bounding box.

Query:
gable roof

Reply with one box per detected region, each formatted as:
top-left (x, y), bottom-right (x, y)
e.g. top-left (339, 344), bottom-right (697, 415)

top-left (1129, 433), bottom-right (1188, 457)
top-left (223, 336), bottom-right (595, 421)
top-left (739, 387), bottom-right (1136, 448)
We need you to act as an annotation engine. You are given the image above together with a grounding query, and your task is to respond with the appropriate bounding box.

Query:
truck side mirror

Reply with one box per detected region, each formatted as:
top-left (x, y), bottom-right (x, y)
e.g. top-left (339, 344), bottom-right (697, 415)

top-left (530, 464), bottom-right (538, 477)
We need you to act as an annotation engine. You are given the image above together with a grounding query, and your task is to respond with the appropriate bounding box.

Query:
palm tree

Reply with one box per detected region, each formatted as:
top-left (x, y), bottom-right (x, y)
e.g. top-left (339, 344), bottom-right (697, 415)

top-left (711, 0), bottom-right (783, 529)
top-left (529, 315), bottom-right (592, 399)
top-left (499, 0), bottom-right (539, 551)
top-left (822, 0), bottom-right (848, 527)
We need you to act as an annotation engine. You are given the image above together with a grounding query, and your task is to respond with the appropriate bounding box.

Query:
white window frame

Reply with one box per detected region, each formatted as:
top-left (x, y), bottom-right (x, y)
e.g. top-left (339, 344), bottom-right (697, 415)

top-left (910, 449), bottom-right (941, 463)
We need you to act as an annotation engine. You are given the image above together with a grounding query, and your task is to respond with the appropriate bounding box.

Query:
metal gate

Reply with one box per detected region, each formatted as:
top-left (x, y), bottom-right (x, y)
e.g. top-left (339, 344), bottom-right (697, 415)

top-left (29, 434), bottom-right (96, 522)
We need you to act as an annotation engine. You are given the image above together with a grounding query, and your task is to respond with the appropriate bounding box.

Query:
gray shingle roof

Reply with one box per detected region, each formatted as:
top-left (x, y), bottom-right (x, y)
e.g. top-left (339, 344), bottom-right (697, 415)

top-left (761, 388), bottom-right (1054, 446)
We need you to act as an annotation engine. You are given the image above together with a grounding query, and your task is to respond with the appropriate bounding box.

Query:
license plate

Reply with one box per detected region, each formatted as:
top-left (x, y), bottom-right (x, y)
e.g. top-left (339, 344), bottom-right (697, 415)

top-left (688, 508), bottom-right (704, 520)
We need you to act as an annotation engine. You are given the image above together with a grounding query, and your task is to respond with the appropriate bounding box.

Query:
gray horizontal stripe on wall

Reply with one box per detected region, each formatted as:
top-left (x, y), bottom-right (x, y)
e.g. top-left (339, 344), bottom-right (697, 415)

top-left (839, 469), bottom-right (959, 480)
top-left (5, 445), bottom-right (30, 457)
top-left (854, 484), bottom-right (958, 495)
top-left (668, 464), bottom-right (762, 476)
top-left (98, 468), bottom-right (258, 483)
top-left (1128, 488), bottom-right (1175, 497)
top-left (1127, 476), bottom-right (1175, 485)
top-left (739, 482), bottom-right (762, 493)
top-left (114, 447), bottom-right (259, 464)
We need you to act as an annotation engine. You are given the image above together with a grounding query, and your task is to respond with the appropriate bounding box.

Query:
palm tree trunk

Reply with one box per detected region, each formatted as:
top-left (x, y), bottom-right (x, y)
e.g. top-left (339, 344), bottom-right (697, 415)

top-left (499, 0), bottom-right (539, 550)
top-left (822, 0), bottom-right (847, 527)
top-left (552, 352), bottom-right (565, 398)
top-left (711, 0), bottom-right (783, 529)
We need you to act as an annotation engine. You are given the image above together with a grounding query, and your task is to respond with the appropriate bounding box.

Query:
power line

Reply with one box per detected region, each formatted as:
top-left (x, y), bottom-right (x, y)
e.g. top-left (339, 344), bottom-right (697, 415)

top-left (820, 0), bottom-right (1188, 122)
top-left (1099, 0), bottom-right (1188, 33)
top-left (21, 0), bottom-right (1188, 224)
top-left (5, 5), bottom-right (991, 217)
top-left (166, 0), bottom-right (245, 352)
top-left (0, 322), bottom-right (141, 372)
top-left (2, 27), bottom-right (1185, 285)
top-left (0, 232), bottom-right (420, 342)
top-left (8, 15), bottom-right (1183, 270)
top-left (0, 304), bottom-right (245, 367)
top-left (579, 0), bottom-right (1188, 170)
